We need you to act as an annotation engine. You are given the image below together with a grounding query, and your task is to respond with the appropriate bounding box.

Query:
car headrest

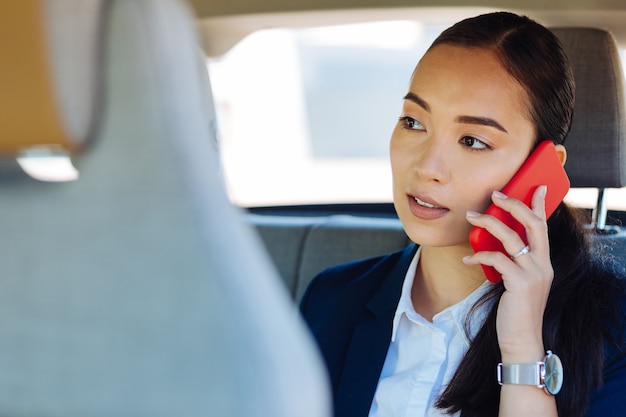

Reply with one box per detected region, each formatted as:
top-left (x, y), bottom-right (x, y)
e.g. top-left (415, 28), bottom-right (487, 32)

top-left (0, 1), bottom-right (100, 155)
top-left (552, 27), bottom-right (626, 189)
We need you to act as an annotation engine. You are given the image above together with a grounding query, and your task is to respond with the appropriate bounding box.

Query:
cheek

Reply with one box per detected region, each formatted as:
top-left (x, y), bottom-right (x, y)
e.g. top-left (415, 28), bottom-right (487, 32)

top-left (467, 188), bottom-right (496, 214)
top-left (460, 166), bottom-right (517, 212)
top-left (389, 133), bottom-right (408, 178)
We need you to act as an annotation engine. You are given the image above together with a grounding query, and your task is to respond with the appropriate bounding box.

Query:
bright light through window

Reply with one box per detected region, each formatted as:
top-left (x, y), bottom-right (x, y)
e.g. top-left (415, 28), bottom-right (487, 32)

top-left (208, 21), bottom-right (447, 207)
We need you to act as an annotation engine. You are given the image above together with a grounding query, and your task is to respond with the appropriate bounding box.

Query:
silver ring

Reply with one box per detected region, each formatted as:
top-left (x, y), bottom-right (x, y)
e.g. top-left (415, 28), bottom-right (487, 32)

top-left (511, 245), bottom-right (530, 259)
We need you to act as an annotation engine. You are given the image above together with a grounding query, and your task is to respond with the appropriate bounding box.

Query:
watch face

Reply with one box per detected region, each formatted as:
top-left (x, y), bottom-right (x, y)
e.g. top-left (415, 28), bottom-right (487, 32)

top-left (544, 352), bottom-right (563, 395)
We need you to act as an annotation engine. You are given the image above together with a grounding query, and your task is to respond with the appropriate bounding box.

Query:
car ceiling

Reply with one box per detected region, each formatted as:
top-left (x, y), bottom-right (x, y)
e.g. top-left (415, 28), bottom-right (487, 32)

top-left (188, 0), bottom-right (626, 56)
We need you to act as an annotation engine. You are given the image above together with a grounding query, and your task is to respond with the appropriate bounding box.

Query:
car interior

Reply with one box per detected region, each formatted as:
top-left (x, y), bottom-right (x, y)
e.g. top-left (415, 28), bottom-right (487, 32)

top-left (2, 0), bottom-right (626, 416)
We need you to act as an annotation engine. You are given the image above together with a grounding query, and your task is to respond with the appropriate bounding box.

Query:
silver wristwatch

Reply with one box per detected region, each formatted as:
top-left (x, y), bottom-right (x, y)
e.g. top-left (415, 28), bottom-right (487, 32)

top-left (496, 350), bottom-right (563, 395)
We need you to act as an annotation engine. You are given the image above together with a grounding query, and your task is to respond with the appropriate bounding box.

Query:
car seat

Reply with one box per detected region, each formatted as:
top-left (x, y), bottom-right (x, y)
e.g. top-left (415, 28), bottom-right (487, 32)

top-left (552, 27), bottom-right (626, 230)
top-left (0, 1), bottom-right (330, 416)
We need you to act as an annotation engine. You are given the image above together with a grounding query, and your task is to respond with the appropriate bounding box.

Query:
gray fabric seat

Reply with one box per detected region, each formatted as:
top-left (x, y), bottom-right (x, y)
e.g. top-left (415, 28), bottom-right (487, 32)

top-left (552, 27), bottom-right (626, 228)
top-left (0, 1), bottom-right (330, 416)
top-left (250, 214), bottom-right (410, 301)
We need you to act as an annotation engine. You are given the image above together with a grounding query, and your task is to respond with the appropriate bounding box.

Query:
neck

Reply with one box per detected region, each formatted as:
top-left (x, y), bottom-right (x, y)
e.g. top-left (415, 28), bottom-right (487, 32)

top-left (411, 244), bottom-right (486, 321)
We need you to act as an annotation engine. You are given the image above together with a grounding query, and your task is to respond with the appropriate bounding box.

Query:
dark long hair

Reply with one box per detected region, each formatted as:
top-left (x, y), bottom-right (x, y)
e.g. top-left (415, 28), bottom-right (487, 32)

top-left (430, 12), bottom-right (626, 417)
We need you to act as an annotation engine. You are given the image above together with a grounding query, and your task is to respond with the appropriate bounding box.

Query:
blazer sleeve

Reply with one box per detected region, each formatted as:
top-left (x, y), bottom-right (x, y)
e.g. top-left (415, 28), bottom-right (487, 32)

top-left (585, 287), bottom-right (626, 416)
top-left (586, 350), bottom-right (626, 416)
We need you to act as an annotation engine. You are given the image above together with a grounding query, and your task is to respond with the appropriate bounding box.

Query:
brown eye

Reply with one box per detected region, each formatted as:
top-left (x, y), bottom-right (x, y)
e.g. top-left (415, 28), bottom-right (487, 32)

top-left (399, 116), bottom-right (425, 131)
top-left (460, 136), bottom-right (488, 150)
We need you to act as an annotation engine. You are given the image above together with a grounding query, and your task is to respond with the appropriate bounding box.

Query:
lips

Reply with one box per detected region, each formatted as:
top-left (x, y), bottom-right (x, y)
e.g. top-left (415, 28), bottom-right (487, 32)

top-left (407, 194), bottom-right (449, 219)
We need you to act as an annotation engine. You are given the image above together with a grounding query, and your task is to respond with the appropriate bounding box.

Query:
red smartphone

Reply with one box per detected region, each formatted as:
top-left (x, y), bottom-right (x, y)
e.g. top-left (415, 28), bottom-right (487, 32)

top-left (469, 140), bottom-right (570, 283)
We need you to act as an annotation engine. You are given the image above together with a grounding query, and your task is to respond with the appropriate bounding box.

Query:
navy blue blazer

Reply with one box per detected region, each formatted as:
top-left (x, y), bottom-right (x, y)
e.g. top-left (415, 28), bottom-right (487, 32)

top-left (300, 245), bottom-right (416, 417)
top-left (300, 244), bottom-right (626, 417)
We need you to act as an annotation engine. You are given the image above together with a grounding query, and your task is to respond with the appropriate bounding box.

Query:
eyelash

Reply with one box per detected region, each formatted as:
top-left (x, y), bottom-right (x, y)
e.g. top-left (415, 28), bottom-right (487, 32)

top-left (398, 116), bottom-right (425, 131)
top-left (460, 136), bottom-right (491, 151)
top-left (398, 116), bottom-right (492, 151)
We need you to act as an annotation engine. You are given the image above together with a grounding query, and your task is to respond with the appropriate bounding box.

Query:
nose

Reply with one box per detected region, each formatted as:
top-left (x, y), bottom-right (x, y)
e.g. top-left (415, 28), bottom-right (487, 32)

top-left (413, 136), bottom-right (451, 184)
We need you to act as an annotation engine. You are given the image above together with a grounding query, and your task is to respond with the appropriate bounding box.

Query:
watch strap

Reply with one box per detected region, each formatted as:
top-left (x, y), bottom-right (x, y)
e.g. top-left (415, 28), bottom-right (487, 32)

top-left (496, 351), bottom-right (562, 395)
top-left (497, 361), bottom-right (545, 387)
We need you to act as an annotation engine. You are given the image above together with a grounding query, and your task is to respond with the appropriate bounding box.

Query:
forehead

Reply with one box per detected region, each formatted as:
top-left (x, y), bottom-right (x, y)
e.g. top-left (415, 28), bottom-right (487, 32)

top-left (409, 44), bottom-right (531, 121)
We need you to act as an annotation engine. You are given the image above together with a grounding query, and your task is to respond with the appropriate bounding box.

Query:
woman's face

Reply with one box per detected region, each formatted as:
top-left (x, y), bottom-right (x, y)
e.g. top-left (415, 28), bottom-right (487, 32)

top-left (390, 44), bottom-right (536, 248)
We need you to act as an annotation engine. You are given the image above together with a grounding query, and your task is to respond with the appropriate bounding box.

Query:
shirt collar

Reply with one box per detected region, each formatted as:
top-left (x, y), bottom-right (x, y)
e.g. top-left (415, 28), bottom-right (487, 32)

top-left (391, 248), bottom-right (419, 342)
top-left (390, 248), bottom-right (493, 342)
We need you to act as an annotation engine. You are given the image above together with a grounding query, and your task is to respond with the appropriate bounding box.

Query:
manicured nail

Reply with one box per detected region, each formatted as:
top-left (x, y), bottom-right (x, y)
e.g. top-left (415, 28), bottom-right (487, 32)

top-left (466, 211), bottom-right (481, 218)
top-left (539, 185), bottom-right (547, 198)
top-left (493, 190), bottom-right (508, 199)
top-left (462, 256), bottom-right (472, 263)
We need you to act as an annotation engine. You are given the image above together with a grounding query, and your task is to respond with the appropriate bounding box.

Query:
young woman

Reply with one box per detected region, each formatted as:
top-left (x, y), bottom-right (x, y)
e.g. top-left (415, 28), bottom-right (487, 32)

top-left (300, 12), bottom-right (626, 417)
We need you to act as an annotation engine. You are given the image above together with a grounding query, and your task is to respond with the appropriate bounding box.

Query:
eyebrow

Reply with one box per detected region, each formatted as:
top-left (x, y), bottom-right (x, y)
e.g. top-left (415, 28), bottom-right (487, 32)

top-left (403, 92), bottom-right (509, 134)
top-left (455, 115), bottom-right (508, 134)
top-left (404, 92), bottom-right (430, 112)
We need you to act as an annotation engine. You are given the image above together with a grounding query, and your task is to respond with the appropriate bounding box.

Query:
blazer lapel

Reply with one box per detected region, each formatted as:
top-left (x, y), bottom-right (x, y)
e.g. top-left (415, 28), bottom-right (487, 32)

top-left (335, 245), bottom-right (418, 417)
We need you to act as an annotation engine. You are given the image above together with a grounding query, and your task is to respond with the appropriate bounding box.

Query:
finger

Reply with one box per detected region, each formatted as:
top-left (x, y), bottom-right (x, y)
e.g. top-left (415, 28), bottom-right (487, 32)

top-left (464, 249), bottom-right (545, 288)
top-left (530, 185), bottom-right (548, 220)
top-left (490, 190), bottom-right (536, 226)
top-left (463, 250), bottom-right (521, 278)
top-left (466, 211), bottom-right (528, 259)
top-left (489, 189), bottom-right (549, 257)
top-left (525, 185), bottom-right (551, 255)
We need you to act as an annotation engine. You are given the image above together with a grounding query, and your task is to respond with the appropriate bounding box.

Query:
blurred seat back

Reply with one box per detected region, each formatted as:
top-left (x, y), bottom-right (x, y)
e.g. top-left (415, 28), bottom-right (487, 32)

top-left (552, 27), bottom-right (626, 230)
top-left (0, 1), bottom-right (330, 416)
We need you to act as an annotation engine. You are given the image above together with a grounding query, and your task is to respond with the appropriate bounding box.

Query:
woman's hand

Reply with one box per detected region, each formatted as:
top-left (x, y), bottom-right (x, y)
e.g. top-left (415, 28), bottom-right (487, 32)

top-left (464, 186), bottom-right (552, 363)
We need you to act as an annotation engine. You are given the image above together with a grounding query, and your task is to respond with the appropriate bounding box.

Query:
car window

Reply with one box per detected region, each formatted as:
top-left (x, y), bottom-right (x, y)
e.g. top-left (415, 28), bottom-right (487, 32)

top-left (208, 22), bottom-right (626, 210)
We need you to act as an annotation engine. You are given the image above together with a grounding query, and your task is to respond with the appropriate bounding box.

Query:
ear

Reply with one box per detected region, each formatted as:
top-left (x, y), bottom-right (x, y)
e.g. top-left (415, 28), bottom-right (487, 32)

top-left (554, 144), bottom-right (567, 166)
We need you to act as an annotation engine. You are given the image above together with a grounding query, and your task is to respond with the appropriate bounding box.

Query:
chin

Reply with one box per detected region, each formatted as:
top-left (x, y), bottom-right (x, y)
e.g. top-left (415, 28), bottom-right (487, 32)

top-left (403, 226), bottom-right (467, 247)
top-left (401, 220), bottom-right (472, 248)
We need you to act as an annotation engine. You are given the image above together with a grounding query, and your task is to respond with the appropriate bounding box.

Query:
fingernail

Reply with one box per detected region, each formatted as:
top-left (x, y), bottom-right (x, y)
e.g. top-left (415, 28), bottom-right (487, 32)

top-left (493, 190), bottom-right (508, 199)
top-left (462, 255), bottom-right (472, 263)
top-left (540, 185), bottom-right (547, 198)
top-left (466, 211), bottom-right (481, 218)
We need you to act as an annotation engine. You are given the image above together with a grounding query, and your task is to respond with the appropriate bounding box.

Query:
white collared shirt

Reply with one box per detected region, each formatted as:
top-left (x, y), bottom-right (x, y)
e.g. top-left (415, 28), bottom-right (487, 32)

top-left (369, 248), bottom-right (493, 417)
